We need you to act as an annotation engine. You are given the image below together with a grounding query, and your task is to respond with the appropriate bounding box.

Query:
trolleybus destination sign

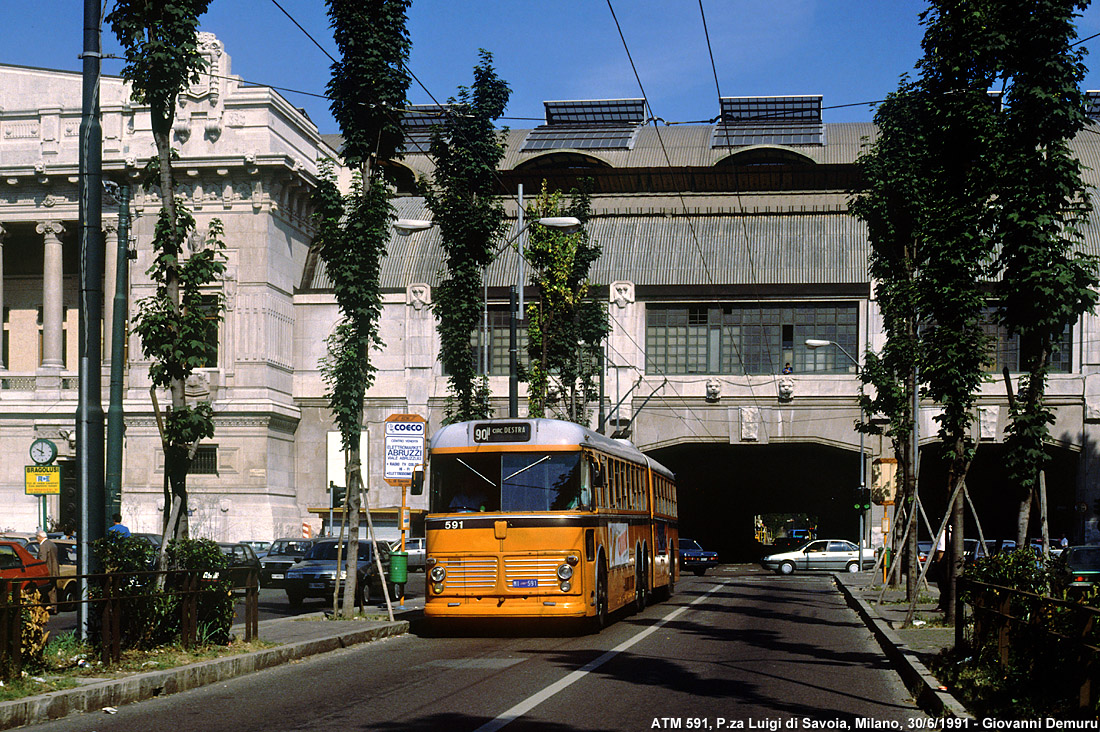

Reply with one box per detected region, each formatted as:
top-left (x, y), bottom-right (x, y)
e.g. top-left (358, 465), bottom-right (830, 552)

top-left (472, 422), bottom-right (531, 443)
top-left (384, 413), bottom-right (426, 486)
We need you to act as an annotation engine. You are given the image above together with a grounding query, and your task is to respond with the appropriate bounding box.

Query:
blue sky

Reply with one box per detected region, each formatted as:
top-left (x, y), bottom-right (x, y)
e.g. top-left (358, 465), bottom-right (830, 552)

top-left (4, 1), bottom-right (1100, 134)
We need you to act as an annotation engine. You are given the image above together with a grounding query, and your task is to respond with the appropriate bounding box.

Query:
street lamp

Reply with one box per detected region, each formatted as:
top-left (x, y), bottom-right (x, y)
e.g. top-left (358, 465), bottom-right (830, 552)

top-left (806, 338), bottom-right (868, 569)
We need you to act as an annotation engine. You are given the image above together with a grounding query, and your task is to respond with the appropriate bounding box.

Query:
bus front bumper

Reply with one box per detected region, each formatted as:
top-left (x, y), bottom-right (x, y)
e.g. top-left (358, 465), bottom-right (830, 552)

top-left (424, 595), bottom-right (589, 619)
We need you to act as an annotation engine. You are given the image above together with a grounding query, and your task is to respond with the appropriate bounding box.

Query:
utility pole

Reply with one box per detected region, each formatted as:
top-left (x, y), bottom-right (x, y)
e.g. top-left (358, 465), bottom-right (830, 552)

top-left (77, 0), bottom-right (105, 639)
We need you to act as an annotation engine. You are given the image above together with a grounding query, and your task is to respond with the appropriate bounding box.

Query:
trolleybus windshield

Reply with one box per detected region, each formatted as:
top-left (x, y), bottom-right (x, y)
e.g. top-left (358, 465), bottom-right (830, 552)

top-left (433, 452), bottom-right (586, 512)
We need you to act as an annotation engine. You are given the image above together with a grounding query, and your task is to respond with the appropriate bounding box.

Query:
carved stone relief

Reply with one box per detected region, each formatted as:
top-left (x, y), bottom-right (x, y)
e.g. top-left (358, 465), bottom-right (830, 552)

top-left (610, 281), bottom-right (635, 309)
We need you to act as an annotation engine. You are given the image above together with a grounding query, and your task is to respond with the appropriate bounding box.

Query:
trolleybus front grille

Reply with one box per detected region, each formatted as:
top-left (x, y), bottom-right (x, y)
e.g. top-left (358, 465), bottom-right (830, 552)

top-left (503, 556), bottom-right (560, 589)
top-left (441, 557), bottom-right (498, 590)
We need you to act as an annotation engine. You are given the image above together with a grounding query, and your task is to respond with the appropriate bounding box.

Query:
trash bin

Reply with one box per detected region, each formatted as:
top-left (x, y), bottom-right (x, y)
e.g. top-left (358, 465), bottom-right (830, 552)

top-left (389, 551), bottom-right (408, 585)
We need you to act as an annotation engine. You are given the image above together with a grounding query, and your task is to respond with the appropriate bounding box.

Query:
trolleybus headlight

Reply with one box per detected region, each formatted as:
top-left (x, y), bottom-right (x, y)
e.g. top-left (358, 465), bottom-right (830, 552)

top-left (429, 566), bottom-right (446, 583)
top-left (559, 580), bottom-right (572, 592)
top-left (556, 564), bottom-right (573, 581)
top-left (433, 583), bottom-right (445, 594)
top-left (565, 555), bottom-right (579, 566)
top-left (425, 556), bottom-right (437, 568)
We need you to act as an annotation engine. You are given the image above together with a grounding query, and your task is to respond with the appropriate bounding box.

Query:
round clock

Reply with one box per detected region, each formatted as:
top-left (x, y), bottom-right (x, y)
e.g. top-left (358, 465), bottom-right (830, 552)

top-left (29, 438), bottom-right (57, 465)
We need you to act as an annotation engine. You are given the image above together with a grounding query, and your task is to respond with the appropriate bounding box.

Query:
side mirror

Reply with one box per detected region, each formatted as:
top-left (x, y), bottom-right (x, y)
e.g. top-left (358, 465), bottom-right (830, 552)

top-left (410, 467), bottom-right (425, 496)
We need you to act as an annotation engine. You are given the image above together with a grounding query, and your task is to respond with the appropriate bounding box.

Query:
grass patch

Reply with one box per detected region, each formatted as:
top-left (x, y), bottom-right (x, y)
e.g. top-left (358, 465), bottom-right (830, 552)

top-left (0, 632), bottom-right (273, 703)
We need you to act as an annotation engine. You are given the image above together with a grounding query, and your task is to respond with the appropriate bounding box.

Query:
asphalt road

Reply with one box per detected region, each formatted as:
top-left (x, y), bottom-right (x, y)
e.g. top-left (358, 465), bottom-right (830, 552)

top-left (28, 565), bottom-right (926, 732)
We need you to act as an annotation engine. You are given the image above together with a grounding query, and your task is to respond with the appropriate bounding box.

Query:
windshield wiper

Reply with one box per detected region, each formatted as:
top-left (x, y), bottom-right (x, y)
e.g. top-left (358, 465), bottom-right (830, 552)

top-left (457, 459), bottom-right (496, 487)
top-left (503, 455), bottom-right (551, 483)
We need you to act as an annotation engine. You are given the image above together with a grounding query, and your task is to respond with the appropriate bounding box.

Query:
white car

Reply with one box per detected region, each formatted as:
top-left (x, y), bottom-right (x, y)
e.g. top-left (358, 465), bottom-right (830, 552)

top-left (390, 537), bottom-right (425, 571)
top-left (761, 539), bottom-right (873, 575)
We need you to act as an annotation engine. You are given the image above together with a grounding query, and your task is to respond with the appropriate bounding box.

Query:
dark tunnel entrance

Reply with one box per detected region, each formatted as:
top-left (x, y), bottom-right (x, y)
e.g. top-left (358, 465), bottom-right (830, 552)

top-left (648, 442), bottom-right (862, 562)
top-left (646, 440), bottom-right (1083, 564)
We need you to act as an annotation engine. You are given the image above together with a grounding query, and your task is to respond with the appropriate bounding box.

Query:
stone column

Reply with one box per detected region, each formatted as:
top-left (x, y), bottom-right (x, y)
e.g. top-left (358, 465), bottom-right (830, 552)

top-left (37, 221), bottom-right (65, 370)
top-left (102, 218), bottom-right (118, 364)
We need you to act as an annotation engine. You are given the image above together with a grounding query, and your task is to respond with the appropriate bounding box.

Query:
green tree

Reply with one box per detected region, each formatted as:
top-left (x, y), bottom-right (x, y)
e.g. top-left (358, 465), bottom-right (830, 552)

top-left (523, 184), bottom-right (608, 424)
top-left (107, 1), bottom-right (223, 547)
top-left (992, 0), bottom-right (1097, 548)
top-left (317, 0), bottom-right (411, 618)
top-left (911, 0), bottom-right (1004, 623)
top-left (849, 82), bottom-right (927, 597)
top-left (423, 50), bottom-right (510, 422)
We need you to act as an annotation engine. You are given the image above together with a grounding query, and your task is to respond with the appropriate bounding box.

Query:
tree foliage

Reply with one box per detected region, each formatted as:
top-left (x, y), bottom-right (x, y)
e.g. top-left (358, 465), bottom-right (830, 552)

top-left (992, 0), bottom-right (1097, 542)
top-left (523, 184), bottom-right (608, 424)
top-left (318, 0), bottom-right (410, 618)
top-left (850, 83), bottom-right (929, 595)
top-left (108, 1), bottom-right (220, 544)
top-left (423, 50), bottom-right (510, 423)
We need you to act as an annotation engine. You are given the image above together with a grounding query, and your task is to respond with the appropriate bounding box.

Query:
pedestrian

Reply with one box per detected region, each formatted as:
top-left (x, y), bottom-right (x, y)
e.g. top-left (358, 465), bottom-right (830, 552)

top-left (36, 530), bottom-right (59, 613)
top-left (108, 513), bottom-right (130, 537)
top-left (782, 362), bottom-right (793, 374)
top-left (1060, 534), bottom-right (1069, 549)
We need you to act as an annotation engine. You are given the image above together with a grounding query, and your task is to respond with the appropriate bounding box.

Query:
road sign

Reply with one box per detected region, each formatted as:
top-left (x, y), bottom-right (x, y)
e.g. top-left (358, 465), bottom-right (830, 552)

top-left (25, 465), bottom-right (61, 495)
top-left (384, 414), bottom-right (426, 486)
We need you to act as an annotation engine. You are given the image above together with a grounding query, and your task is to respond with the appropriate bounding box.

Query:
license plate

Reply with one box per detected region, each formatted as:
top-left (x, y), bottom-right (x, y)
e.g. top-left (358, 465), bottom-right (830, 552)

top-left (512, 579), bottom-right (538, 588)
top-left (308, 582), bottom-right (325, 589)
top-left (271, 573), bottom-right (284, 580)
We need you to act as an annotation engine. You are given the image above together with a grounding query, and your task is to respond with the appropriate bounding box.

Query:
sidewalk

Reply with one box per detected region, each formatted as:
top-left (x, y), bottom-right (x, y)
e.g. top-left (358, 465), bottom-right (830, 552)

top-left (0, 603), bottom-right (415, 731)
top-left (834, 571), bottom-right (973, 720)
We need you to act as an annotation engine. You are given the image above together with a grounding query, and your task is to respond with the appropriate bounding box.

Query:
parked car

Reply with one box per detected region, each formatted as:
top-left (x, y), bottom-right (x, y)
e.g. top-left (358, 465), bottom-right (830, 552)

top-left (215, 542), bottom-right (261, 591)
top-left (241, 540), bottom-right (270, 557)
top-left (283, 539), bottom-right (391, 607)
top-left (1, 533), bottom-right (39, 558)
top-left (54, 539), bottom-right (79, 611)
top-left (1064, 545), bottom-right (1100, 591)
top-left (678, 538), bottom-right (719, 576)
top-left (0, 539), bottom-right (49, 589)
top-left (259, 538), bottom-right (315, 588)
top-left (390, 537), bottom-right (425, 571)
top-left (761, 539), bottom-right (874, 575)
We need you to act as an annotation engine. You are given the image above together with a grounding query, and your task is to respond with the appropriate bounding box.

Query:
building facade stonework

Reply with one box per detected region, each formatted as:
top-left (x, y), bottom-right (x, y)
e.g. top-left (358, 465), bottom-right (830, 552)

top-left (3, 44), bottom-right (1100, 551)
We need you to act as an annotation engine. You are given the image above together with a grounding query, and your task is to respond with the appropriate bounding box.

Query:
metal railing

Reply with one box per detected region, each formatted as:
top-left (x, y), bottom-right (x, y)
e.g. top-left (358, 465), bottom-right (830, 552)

top-left (956, 577), bottom-right (1100, 712)
top-left (0, 567), bottom-right (258, 679)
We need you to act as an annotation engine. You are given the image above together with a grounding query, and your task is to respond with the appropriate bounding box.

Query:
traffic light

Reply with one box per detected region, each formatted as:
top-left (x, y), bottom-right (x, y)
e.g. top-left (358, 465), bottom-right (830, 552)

top-left (329, 481), bottom-right (346, 508)
top-left (410, 467), bottom-right (424, 496)
top-left (853, 487), bottom-right (871, 512)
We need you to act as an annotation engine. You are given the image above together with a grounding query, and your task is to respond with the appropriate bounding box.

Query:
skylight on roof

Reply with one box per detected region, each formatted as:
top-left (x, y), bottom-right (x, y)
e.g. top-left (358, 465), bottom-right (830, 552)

top-left (1087, 91), bottom-right (1100, 121)
top-left (712, 95), bottom-right (825, 148)
top-left (401, 104), bottom-right (451, 149)
top-left (544, 99), bottom-right (646, 125)
top-left (521, 99), bottom-right (645, 152)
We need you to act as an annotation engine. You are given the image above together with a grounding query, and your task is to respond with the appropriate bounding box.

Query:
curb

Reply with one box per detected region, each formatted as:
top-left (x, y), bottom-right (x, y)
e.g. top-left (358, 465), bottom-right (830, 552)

top-left (835, 575), bottom-right (973, 720)
top-left (0, 619), bottom-right (409, 730)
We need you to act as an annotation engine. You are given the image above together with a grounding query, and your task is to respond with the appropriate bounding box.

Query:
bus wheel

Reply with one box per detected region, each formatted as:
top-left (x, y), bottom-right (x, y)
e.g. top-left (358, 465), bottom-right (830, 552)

top-left (634, 557), bottom-right (647, 612)
top-left (591, 561), bottom-right (609, 632)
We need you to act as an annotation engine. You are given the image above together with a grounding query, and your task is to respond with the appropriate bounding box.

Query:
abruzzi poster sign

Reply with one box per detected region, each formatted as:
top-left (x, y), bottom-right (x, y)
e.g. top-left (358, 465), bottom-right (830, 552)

top-left (384, 414), bottom-right (426, 486)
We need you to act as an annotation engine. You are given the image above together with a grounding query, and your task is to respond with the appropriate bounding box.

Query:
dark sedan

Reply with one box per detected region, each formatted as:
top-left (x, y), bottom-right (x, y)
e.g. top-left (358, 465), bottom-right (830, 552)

top-left (284, 539), bottom-right (390, 607)
top-left (678, 538), bottom-right (719, 576)
top-left (1065, 545), bottom-right (1100, 591)
top-left (259, 538), bottom-right (314, 588)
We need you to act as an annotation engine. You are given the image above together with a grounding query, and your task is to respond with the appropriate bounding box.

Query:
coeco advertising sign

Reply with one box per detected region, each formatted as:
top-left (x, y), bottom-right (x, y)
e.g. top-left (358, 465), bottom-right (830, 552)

top-left (384, 414), bottom-right (426, 486)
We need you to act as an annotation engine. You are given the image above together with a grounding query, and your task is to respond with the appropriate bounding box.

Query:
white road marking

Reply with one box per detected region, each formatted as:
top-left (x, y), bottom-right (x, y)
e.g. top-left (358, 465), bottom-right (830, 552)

top-left (473, 581), bottom-right (729, 732)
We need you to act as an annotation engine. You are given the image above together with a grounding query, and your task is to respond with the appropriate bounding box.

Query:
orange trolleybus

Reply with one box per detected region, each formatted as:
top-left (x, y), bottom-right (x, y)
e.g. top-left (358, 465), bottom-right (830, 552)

top-left (422, 418), bottom-right (678, 628)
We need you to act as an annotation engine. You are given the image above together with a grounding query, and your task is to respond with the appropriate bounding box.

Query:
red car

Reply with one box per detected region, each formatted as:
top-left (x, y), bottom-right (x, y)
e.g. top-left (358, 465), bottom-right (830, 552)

top-left (0, 539), bottom-right (50, 588)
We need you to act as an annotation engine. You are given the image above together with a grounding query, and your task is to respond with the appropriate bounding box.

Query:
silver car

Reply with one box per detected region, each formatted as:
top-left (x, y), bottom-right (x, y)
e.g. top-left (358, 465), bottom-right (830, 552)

top-left (390, 537), bottom-right (425, 571)
top-left (761, 539), bottom-right (873, 575)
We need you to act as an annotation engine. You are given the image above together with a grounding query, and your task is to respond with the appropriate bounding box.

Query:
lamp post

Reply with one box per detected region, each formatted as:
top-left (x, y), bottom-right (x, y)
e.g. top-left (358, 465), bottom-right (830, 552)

top-left (393, 212), bottom-right (581, 417)
top-left (806, 338), bottom-right (867, 570)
